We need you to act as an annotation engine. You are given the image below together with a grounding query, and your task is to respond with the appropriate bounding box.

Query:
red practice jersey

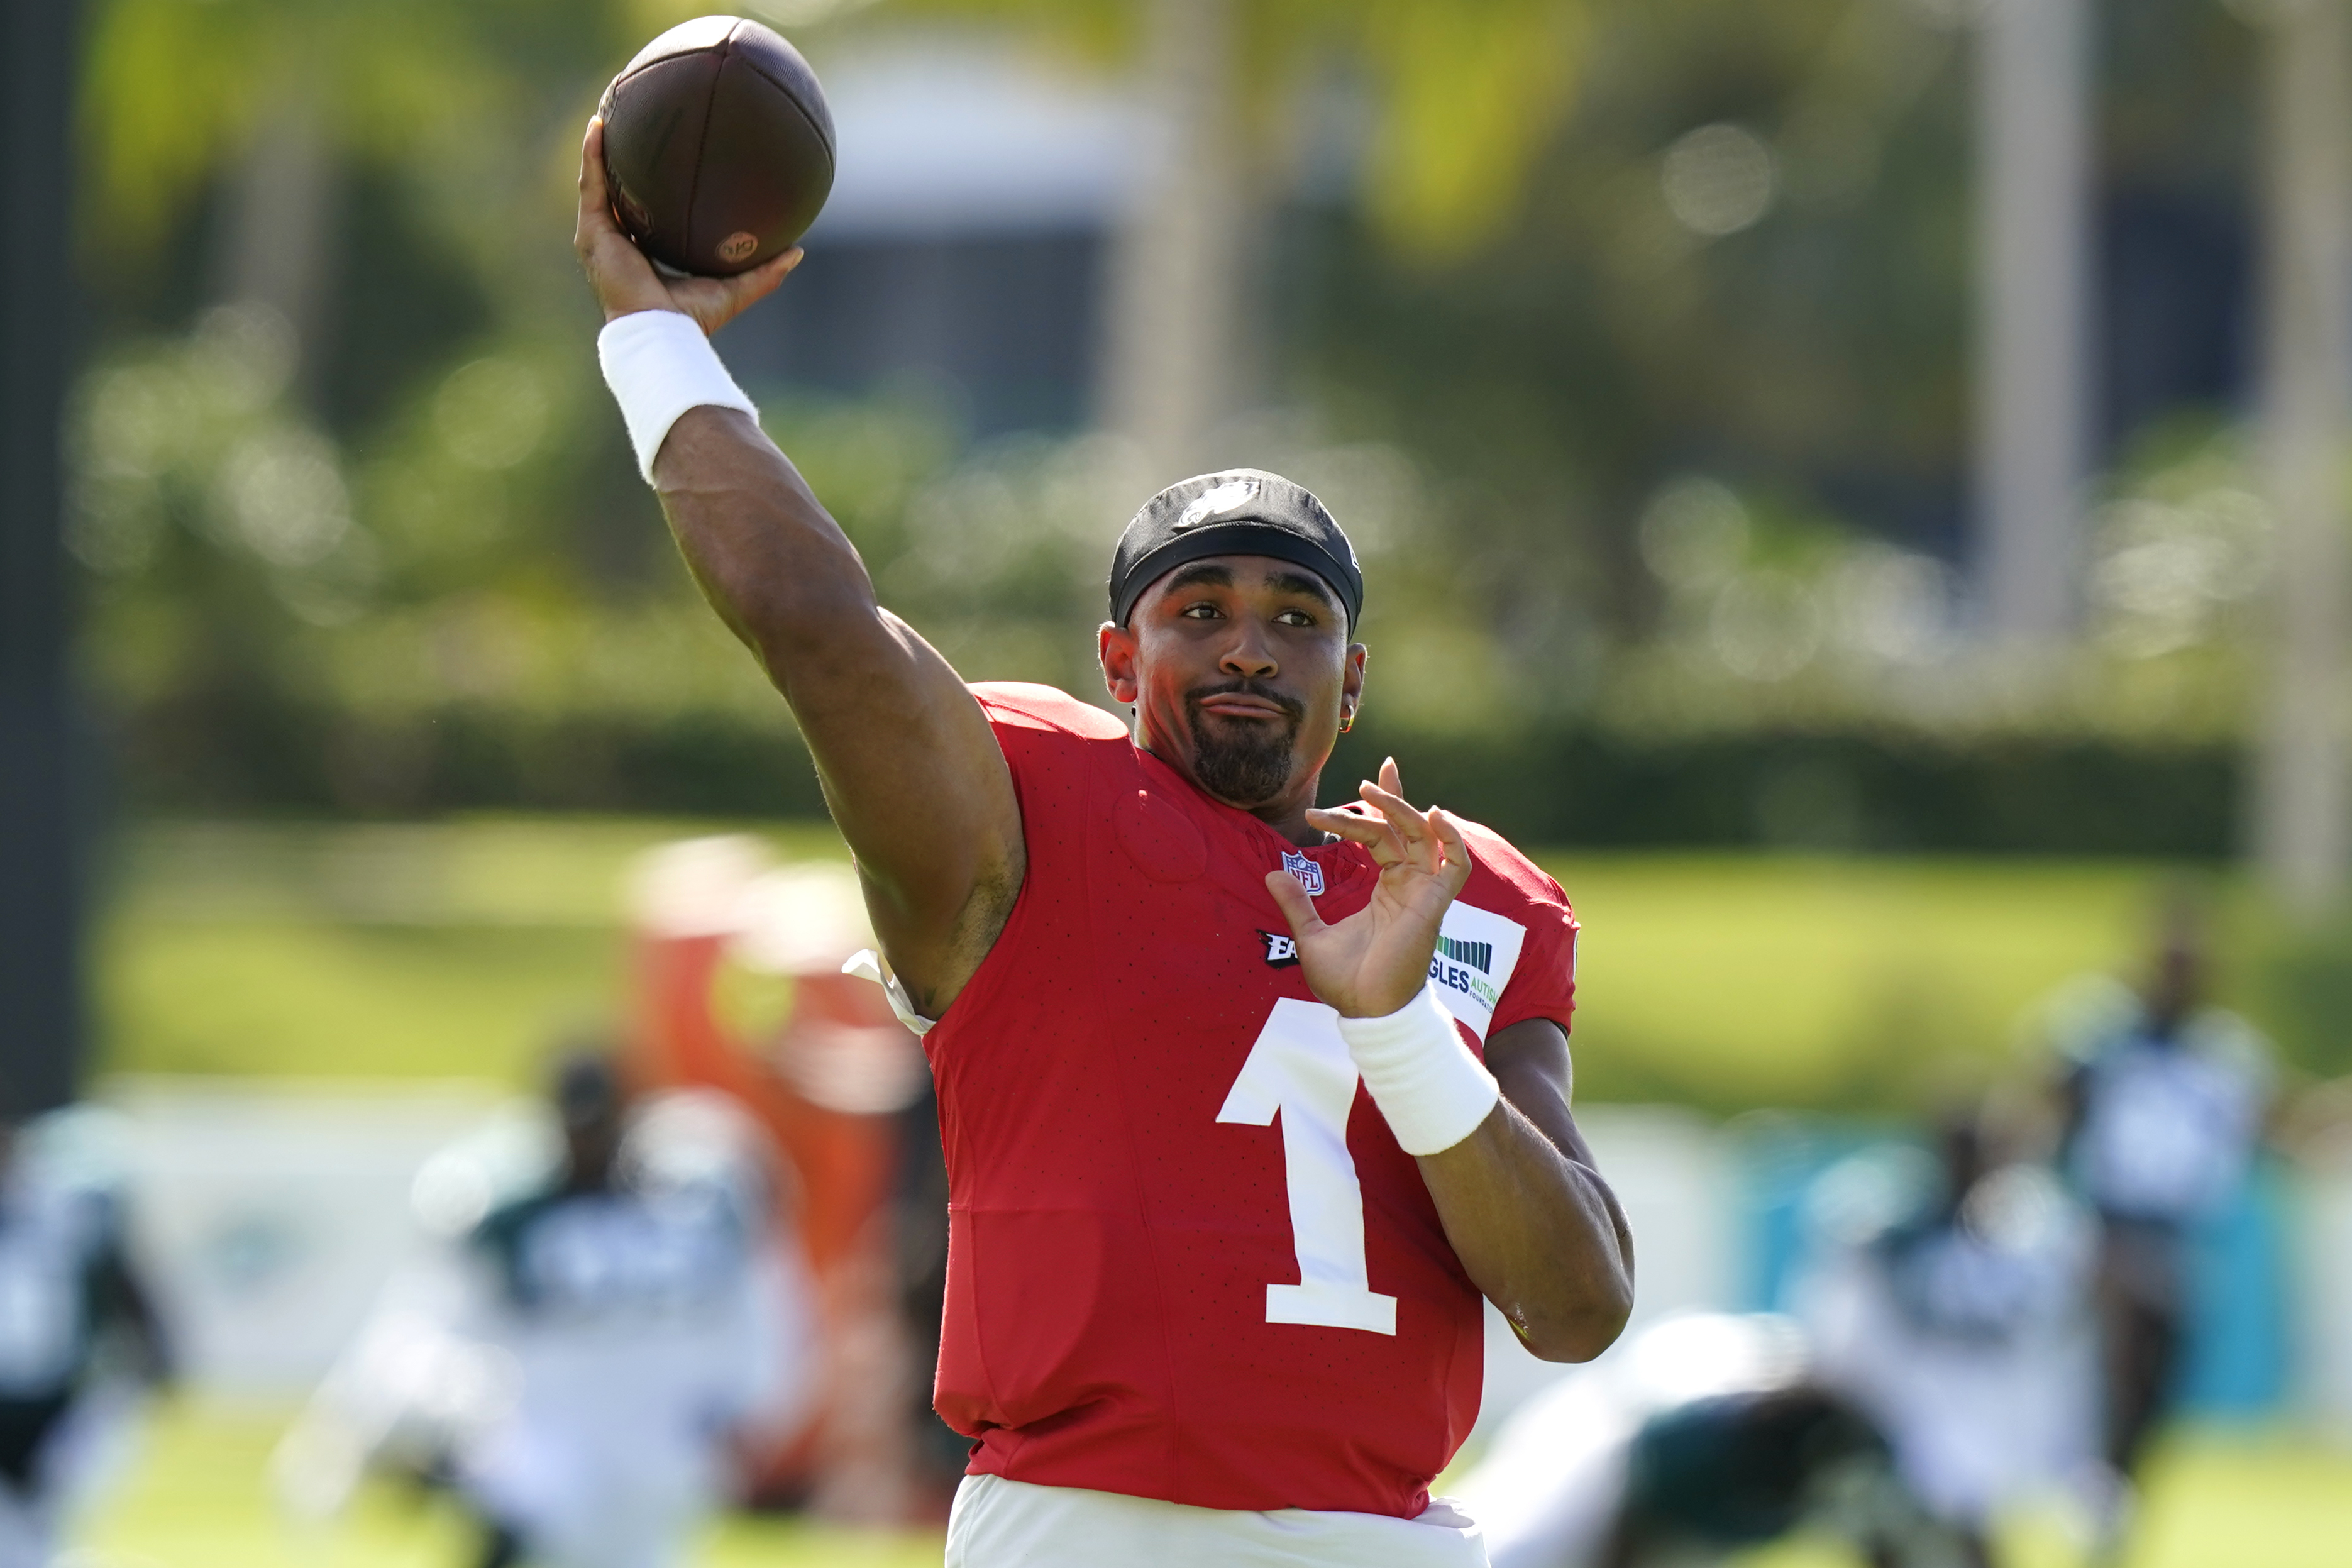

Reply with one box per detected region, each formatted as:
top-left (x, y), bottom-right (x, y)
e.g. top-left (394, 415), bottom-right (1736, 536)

top-left (926, 683), bottom-right (1581, 1519)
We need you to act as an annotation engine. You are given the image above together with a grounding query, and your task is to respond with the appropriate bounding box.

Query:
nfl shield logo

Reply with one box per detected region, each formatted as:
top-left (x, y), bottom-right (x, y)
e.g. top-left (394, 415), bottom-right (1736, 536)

top-left (1281, 849), bottom-right (1325, 897)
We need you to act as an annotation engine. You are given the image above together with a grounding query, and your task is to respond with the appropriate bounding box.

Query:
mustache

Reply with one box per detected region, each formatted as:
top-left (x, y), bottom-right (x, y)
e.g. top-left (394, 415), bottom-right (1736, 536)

top-left (1182, 680), bottom-right (1306, 724)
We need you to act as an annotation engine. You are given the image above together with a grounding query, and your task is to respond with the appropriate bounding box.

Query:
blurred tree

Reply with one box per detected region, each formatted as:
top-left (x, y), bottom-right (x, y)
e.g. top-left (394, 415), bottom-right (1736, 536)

top-left (636, 0), bottom-right (1594, 475)
top-left (82, 0), bottom-right (634, 397)
top-left (72, 0), bottom-right (1618, 805)
top-left (1294, 0), bottom-right (1977, 661)
top-left (56, 0), bottom-right (2287, 849)
top-left (1101, 0), bottom-right (1590, 476)
top-left (810, 0), bottom-right (1594, 258)
top-left (74, 0), bottom-right (694, 810)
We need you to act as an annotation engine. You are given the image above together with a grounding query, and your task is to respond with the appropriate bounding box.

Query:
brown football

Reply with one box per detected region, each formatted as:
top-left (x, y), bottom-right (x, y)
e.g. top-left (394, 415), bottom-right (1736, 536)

top-left (597, 16), bottom-right (836, 278)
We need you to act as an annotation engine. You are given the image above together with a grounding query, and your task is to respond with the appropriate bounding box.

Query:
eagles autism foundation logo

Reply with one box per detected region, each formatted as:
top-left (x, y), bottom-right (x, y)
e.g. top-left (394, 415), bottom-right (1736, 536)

top-left (1437, 936), bottom-right (1493, 973)
top-left (1430, 923), bottom-right (1506, 1014)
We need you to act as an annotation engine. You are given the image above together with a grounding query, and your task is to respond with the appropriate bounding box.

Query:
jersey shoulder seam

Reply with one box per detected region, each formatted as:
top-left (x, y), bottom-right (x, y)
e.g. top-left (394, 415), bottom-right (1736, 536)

top-left (971, 681), bottom-right (1130, 741)
top-left (1456, 822), bottom-right (1572, 919)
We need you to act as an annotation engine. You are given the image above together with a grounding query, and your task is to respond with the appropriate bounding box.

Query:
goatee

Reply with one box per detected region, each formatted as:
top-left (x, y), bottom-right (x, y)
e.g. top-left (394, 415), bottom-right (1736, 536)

top-left (1184, 682), bottom-right (1304, 807)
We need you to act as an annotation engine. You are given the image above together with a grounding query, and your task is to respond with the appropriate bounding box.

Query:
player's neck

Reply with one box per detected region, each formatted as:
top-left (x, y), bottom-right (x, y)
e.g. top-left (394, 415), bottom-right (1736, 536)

top-left (1149, 744), bottom-right (1327, 844)
top-left (1134, 723), bottom-right (1331, 845)
top-left (1240, 776), bottom-right (1330, 847)
top-left (1249, 806), bottom-right (1324, 846)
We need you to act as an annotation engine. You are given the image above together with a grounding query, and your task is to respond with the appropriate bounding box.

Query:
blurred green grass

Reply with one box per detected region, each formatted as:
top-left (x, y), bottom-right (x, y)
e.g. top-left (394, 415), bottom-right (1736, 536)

top-left (95, 819), bottom-right (848, 1085)
top-left (74, 1400), bottom-right (942, 1568)
top-left (1736, 1430), bottom-right (2352, 1568)
top-left (1554, 854), bottom-right (2199, 1108)
top-left (69, 1401), bottom-right (2352, 1568)
top-left (95, 818), bottom-right (2258, 1108)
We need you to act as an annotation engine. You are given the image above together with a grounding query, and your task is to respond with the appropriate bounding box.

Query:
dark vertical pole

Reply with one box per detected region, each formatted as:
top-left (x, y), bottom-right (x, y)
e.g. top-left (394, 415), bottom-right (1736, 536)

top-left (0, 0), bottom-right (86, 1115)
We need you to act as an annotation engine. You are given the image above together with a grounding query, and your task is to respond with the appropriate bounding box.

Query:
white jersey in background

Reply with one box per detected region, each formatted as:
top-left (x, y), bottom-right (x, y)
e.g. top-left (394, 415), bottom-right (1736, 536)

top-left (458, 1096), bottom-right (811, 1568)
top-left (1794, 1149), bottom-right (2099, 1528)
top-left (275, 1091), bottom-right (815, 1568)
top-left (2043, 976), bottom-right (2270, 1226)
top-left (2073, 1032), bottom-right (2265, 1225)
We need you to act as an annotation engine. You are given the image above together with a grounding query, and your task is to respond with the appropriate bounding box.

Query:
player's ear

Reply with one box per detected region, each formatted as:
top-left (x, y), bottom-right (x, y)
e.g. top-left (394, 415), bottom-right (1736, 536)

top-left (1342, 643), bottom-right (1367, 708)
top-left (1099, 621), bottom-right (1140, 705)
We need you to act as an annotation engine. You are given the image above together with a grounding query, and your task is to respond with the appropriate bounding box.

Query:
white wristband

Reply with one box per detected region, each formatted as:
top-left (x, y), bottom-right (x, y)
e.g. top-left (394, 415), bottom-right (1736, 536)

top-left (1336, 984), bottom-right (1500, 1157)
top-left (596, 309), bottom-right (759, 483)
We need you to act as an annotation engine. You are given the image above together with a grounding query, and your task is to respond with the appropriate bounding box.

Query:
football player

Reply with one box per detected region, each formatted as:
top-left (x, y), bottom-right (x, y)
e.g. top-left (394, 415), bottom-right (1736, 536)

top-left (455, 1056), bottom-right (808, 1568)
top-left (0, 1110), bottom-right (172, 1568)
top-left (573, 116), bottom-right (1633, 1567)
top-left (1795, 1117), bottom-right (2100, 1568)
top-left (1457, 1314), bottom-right (1963, 1568)
top-left (2045, 913), bottom-right (2270, 1552)
top-left (273, 1058), bottom-right (811, 1567)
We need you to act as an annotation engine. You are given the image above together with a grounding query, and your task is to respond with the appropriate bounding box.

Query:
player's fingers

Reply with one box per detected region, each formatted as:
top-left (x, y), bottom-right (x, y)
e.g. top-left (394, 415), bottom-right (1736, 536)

top-left (1429, 808), bottom-right (1474, 895)
top-left (1305, 805), bottom-right (1404, 865)
top-left (1305, 803), bottom-right (1389, 846)
top-left (1379, 756), bottom-right (1403, 799)
top-left (1262, 870), bottom-right (1328, 938)
top-left (1357, 781), bottom-right (1437, 871)
top-left (1357, 779), bottom-right (1427, 836)
top-left (730, 248), bottom-right (802, 308)
top-left (575, 123), bottom-right (636, 274)
top-left (673, 249), bottom-right (800, 334)
top-left (578, 118), bottom-right (610, 222)
top-left (1323, 800), bottom-right (1403, 858)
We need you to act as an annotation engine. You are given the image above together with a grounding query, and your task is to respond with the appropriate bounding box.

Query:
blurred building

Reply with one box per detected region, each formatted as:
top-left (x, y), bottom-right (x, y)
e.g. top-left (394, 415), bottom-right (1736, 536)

top-left (717, 39), bottom-right (1146, 436)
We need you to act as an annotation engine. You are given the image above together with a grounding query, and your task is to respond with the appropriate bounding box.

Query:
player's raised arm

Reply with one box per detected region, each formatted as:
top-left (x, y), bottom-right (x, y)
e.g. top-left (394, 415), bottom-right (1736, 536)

top-left (573, 119), bottom-right (1022, 1016)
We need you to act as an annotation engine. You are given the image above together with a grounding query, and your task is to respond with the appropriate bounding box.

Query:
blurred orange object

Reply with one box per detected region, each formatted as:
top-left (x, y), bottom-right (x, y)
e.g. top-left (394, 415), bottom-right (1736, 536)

top-left (625, 843), bottom-right (931, 1522)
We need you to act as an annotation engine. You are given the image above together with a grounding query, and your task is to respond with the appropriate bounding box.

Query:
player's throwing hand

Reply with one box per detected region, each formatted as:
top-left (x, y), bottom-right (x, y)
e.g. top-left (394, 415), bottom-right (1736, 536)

top-left (573, 118), bottom-right (799, 336)
top-left (1264, 757), bottom-right (1473, 1019)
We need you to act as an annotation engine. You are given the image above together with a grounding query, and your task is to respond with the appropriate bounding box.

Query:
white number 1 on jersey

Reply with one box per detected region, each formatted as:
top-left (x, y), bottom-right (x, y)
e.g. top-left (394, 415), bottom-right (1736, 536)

top-left (1217, 998), bottom-right (1399, 1335)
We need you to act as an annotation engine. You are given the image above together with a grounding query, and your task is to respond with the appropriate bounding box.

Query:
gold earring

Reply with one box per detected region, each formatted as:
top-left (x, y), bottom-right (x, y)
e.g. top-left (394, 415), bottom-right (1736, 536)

top-left (1340, 709), bottom-right (1355, 734)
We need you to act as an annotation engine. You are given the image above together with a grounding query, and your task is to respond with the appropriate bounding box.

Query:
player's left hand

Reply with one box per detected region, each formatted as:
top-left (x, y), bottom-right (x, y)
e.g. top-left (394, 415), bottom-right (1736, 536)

top-left (1265, 757), bottom-right (1472, 1018)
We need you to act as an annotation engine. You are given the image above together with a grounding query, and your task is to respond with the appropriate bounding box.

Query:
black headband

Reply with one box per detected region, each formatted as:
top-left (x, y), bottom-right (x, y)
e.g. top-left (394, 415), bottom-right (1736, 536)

top-left (1108, 470), bottom-right (1364, 631)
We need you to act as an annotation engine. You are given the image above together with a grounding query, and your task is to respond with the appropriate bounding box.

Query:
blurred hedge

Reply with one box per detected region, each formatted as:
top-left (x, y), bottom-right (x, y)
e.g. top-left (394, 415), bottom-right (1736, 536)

top-left (1332, 722), bottom-right (2239, 856)
top-left (114, 698), bottom-right (2238, 859)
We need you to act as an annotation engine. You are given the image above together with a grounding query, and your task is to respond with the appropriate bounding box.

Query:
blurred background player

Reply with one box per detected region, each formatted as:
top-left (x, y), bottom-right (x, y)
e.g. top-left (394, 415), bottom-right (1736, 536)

top-left (276, 1049), bottom-right (812, 1568)
top-left (2046, 907), bottom-right (2271, 1538)
top-left (455, 1051), bottom-right (810, 1568)
top-left (0, 1108), bottom-right (172, 1567)
top-left (1457, 1314), bottom-right (1962, 1568)
top-left (1794, 1110), bottom-right (2099, 1567)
